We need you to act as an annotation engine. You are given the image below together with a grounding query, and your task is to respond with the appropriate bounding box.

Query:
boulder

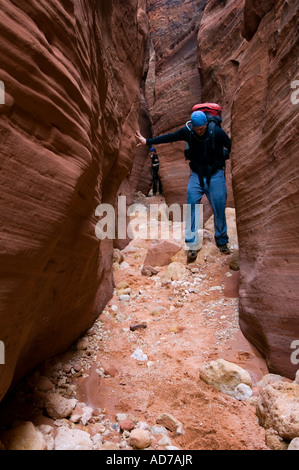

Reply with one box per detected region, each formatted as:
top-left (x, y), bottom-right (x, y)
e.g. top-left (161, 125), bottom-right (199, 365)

top-left (44, 393), bottom-right (77, 420)
top-left (54, 427), bottom-right (93, 451)
top-left (129, 429), bottom-right (152, 449)
top-left (199, 358), bottom-right (252, 397)
top-left (0, 422), bottom-right (47, 450)
top-left (256, 382), bottom-right (299, 440)
top-left (143, 239), bottom-right (182, 268)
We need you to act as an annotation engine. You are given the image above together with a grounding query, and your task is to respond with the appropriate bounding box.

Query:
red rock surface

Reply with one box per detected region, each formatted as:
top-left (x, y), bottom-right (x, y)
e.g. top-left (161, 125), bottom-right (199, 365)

top-left (231, 0), bottom-right (299, 379)
top-left (0, 0), bottom-right (148, 401)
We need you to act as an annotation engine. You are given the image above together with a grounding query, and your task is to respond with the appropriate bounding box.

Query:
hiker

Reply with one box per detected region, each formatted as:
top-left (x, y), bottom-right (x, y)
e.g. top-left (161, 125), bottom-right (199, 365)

top-left (149, 147), bottom-right (162, 196)
top-left (135, 107), bottom-right (231, 262)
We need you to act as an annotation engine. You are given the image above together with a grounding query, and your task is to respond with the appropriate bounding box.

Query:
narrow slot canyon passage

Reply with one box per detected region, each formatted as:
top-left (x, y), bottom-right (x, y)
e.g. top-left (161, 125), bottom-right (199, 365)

top-left (0, 196), bottom-right (272, 451)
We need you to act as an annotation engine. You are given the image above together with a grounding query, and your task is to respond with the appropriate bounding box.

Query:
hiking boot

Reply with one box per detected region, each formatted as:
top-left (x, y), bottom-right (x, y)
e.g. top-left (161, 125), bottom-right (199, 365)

top-left (217, 243), bottom-right (231, 255)
top-left (187, 249), bottom-right (198, 263)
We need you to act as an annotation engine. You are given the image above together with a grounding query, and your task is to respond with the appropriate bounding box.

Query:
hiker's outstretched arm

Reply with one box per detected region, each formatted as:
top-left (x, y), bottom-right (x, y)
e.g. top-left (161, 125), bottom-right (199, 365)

top-left (136, 127), bottom-right (188, 148)
top-left (146, 127), bottom-right (188, 146)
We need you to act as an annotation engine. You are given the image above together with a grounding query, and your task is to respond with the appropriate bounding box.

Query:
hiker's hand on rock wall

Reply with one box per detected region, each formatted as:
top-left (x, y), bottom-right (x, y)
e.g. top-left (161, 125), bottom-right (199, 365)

top-left (135, 130), bottom-right (146, 146)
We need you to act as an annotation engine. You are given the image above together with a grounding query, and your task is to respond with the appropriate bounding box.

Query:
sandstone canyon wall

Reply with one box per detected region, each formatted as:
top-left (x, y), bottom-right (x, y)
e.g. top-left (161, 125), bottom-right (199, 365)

top-left (231, 0), bottom-right (299, 379)
top-left (0, 0), bottom-right (148, 401)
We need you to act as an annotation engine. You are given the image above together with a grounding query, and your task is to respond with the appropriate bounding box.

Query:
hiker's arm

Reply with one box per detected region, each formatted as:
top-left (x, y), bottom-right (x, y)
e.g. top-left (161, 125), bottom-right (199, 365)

top-left (146, 127), bottom-right (188, 146)
top-left (136, 128), bottom-right (188, 147)
top-left (218, 128), bottom-right (231, 153)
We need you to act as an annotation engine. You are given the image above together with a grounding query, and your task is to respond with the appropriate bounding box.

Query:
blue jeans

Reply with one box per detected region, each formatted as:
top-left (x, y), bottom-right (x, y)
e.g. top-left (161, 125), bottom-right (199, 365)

top-left (185, 170), bottom-right (229, 249)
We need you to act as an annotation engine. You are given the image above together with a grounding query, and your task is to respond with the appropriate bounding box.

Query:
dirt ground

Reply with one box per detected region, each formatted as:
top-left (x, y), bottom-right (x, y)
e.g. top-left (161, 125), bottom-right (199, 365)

top-left (0, 195), bottom-right (270, 450)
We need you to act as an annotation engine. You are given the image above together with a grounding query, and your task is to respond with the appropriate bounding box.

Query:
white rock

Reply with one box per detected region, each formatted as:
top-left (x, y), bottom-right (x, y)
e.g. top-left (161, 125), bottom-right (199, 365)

top-left (151, 425), bottom-right (168, 435)
top-left (288, 437), bottom-right (299, 450)
top-left (44, 394), bottom-right (77, 419)
top-left (158, 436), bottom-right (172, 446)
top-left (199, 359), bottom-right (252, 397)
top-left (131, 348), bottom-right (148, 362)
top-left (234, 383), bottom-right (253, 401)
top-left (54, 427), bottom-right (93, 450)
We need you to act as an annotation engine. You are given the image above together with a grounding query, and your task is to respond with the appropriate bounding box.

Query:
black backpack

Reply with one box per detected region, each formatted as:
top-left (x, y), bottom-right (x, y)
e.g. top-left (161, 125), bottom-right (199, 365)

top-left (184, 103), bottom-right (224, 160)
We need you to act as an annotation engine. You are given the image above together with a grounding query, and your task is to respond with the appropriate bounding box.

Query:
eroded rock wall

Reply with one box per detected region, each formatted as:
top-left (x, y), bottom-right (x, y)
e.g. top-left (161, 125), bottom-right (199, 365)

top-left (0, 0), bottom-right (148, 400)
top-left (231, 0), bottom-right (299, 378)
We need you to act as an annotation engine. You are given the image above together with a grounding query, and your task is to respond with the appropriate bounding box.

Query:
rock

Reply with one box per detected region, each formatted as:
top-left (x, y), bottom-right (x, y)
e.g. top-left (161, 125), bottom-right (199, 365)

top-left (143, 239), bottom-right (182, 268)
top-left (160, 262), bottom-right (188, 286)
top-left (120, 419), bottom-right (135, 432)
top-left (156, 413), bottom-right (183, 433)
top-left (129, 429), bottom-right (152, 449)
top-left (229, 251), bottom-right (240, 271)
top-left (0, 422), bottom-right (47, 450)
top-left (151, 425), bottom-right (168, 436)
top-left (199, 359), bottom-right (252, 397)
top-left (150, 306), bottom-right (168, 316)
top-left (70, 403), bottom-right (93, 426)
top-left (34, 376), bottom-right (55, 392)
top-left (130, 348), bottom-right (148, 362)
top-left (130, 323), bottom-right (147, 331)
top-left (116, 281), bottom-right (130, 291)
top-left (257, 373), bottom-right (285, 388)
top-left (265, 429), bottom-right (288, 451)
top-left (119, 262), bottom-right (130, 270)
top-left (158, 435), bottom-right (172, 446)
top-left (113, 249), bottom-right (124, 265)
top-left (256, 382), bottom-right (299, 440)
top-left (91, 434), bottom-right (103, 450)
top-left (44, 393), bottom-right (77, 420)
top-left (234, 383), bottom-right (253, 401)
top-left (37, 425), bottom-right (55, 451)
top-left (54, 427), bottom-right (93, 451)
top-left (141, 265), bottom-right (159, 277)
top-left (99, 359), bottom-right (118, 378)
top-left (117, 288), bottom-right (131, 296)
top-left (288, 438), bottom-right (299, 450)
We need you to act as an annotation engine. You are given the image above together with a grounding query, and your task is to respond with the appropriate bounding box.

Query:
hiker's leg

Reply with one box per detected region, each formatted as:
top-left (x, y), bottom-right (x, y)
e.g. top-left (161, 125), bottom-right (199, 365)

top-left (153, 175), bottom-right (157, 195)
top-left (185, 172), bottom-right (204, 250)
top-left (205, 169), bottom-right (229, 246)
top-left (158, 177), bottom-right (162, 195)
